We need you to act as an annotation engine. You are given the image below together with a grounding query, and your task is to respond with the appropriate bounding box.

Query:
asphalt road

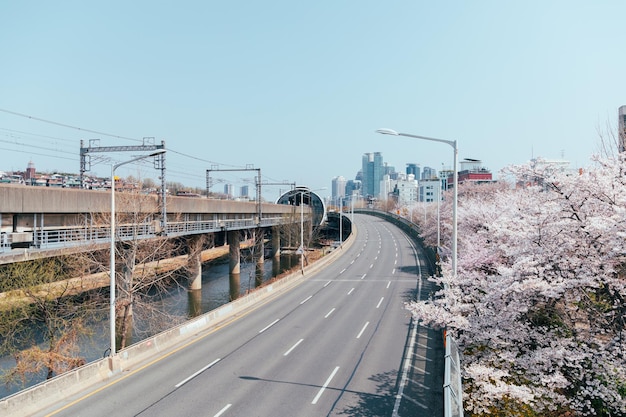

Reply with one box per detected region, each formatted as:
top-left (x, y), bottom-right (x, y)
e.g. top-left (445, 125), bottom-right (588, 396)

top-left (37, 214), bottom-right (443, 417)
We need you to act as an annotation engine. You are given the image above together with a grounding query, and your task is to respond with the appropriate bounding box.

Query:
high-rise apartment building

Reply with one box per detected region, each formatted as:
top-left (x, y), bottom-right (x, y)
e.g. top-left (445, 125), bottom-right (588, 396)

top-left (331, 176), bottom-right (347, 201)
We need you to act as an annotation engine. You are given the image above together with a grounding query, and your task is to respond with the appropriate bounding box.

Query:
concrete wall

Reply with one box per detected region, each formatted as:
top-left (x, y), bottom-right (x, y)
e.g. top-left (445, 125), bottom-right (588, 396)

top-left (0, 184), bottom-right (297, 216)
top-left (0, 225), bottom-right (355, 417)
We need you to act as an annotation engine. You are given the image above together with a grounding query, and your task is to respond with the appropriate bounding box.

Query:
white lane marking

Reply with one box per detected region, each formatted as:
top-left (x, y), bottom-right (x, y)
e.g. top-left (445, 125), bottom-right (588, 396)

top-left (350, 260), bottom-right (355, 264)
top-left (312, 366), bottom-right (340, 404)
top-left (347, 288), bottom-right (355, 295)
top-left (339, 268), bottom-right (346, 274)
top-left (387, 281), bottom-right (391, 289)
top-left (324, 280), bottom-right (331, 287)
top-left (392, 268), bottom-right (396, 274)
top-left (356, 322), bottom-right (370, 339)
top-left (325, 308), bottom-right (335, 318)
top-left (300, 295), bottom-right (313, 305)
top-left (259, 319), bottom-right (280, 333)
top-left (284, 339), bottom-right (304, 356)
top-left (376, 297), bottom-right (384, 309)
top-left (360, 273), bottom-right (366, 280)
top-left (370, 264), bottom-right (374, 269)
top-left (175, 358), bottom-right (221, 388)
top-left (214, 404), bottom-right (232, 417)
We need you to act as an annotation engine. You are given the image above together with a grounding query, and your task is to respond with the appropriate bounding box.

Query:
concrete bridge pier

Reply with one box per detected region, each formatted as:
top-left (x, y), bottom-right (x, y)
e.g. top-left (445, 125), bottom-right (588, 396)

top-left (271, 226), bottom-right (280, 258)
top-left (187, 235), bottom-right (204, 291)
top-left (228, 230), bottom-right (241, 300)
top-left (254, 228), bottom-right (264, 287)
top-left (270, 227), bottom-right (281, 277)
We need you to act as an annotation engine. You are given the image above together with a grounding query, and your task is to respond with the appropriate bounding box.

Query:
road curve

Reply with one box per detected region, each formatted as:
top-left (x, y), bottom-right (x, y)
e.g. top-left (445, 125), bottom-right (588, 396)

top-left (36, 214), bottom-right (443, 417)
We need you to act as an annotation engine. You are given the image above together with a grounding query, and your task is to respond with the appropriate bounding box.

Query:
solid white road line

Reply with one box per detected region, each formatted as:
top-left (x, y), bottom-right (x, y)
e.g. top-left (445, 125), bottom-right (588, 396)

top-left (175, 358), bottom-right (221, 388)
top-left (284, 339), bottom-right (304, 356)
top-left (311, 366), bottom-right (340, 404)
top-left (356, 322), bottom-right (369, 339)
top-left (259, 319), bottom-right (280, 333)
top-left (214, 403), bottom-right (232, 417)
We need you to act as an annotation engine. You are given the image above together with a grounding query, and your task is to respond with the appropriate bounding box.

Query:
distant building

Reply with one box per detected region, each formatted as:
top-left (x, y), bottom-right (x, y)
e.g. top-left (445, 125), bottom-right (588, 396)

top-left (419, 178), bottom-right (441, 203)
top-left (380, 174), bottom-right (395, 201)
top-left (345, 180), bottom-right (361, 200)
top-left (395, 174), bottom-right (419, 205)
top-left (240, 185), bottom-right (249, 198)
top-left (422, 166), bottom-right (437, 180)
top-left (406, 163), bottom-right (420, 179)
top-left (331, 176), bottom-right (346, 201)
top-left (224, 184), bottom-right (233, 198)
top-left (25, 160), bottom-right (36, 182)
top-left (446, 159), bottom-right (494, 188)
top-left (362, 152), bottom-right (384, 198)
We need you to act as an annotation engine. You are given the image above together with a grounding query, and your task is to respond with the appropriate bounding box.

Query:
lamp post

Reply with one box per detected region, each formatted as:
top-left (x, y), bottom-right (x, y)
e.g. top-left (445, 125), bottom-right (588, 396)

top-left (294, 187), bottom-right (326, 275)
top-left (110, 149), bottom-right (166, 356)
top-left (376, 128), bottom-right (458, 278)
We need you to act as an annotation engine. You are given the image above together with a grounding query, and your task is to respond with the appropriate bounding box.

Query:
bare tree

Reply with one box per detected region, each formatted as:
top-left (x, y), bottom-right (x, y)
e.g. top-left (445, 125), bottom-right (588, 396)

top-left (87, 188), bottom-right (186, 350)
top-left (0, 256), bottom-right (104, 386)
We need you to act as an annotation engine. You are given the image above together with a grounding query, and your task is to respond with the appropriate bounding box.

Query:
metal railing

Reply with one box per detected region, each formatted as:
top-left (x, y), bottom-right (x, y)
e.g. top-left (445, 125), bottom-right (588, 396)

top-left (444, 331), bottom-right (464, 417)
top-left (0, 215), bottom-right (291, 253)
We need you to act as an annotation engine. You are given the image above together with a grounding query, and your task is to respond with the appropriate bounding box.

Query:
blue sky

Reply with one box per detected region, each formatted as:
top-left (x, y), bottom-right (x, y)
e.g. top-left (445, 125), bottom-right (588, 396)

top-left (1, 1), bottom-right (624, 200)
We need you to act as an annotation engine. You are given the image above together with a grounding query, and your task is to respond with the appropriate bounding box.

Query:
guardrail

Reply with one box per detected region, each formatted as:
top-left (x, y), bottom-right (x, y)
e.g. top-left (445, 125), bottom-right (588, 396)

top-left (444, 331), bottom-right (464, 417)
top-left (0, 216), bottom-right (290, 253)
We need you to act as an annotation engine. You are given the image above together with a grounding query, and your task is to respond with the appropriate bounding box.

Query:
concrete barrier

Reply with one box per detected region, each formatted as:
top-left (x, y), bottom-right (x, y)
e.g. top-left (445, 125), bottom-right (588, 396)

top-left (0, 225), bottom-right (355, 417)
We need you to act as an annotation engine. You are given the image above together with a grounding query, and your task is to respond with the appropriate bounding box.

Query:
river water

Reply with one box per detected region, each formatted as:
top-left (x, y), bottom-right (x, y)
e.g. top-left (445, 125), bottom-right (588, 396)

top-left (0, 253), bottom-right (300, 399)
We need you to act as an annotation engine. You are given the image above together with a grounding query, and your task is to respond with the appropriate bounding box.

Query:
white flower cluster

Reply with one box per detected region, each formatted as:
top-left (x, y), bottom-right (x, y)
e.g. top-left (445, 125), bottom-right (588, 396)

top-left (405, 156), bottom-right (626, 416)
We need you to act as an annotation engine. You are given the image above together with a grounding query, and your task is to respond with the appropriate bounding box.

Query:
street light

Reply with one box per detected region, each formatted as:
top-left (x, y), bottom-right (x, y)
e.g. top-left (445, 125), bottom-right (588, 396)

top-left (376, 128), bottom-right (458, 278)
top-left (110, 149), bottom-right (166, 356)
top-left (294, 187), bottom-right (326, 275)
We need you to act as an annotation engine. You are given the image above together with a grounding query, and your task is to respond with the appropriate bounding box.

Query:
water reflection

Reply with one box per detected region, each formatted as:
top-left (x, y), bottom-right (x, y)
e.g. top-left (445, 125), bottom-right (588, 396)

top-left (0, 253), bottom-right (300, 399)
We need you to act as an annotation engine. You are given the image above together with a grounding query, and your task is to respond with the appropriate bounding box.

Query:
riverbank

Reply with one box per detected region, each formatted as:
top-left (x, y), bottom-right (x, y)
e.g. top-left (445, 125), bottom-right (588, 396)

top-left (0, 244), bottom-right (234, 311)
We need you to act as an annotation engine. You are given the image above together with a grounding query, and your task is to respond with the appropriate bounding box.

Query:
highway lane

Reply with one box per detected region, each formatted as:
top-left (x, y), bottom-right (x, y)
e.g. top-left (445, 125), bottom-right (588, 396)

top-left (38, 214), bottom-right (442, 417)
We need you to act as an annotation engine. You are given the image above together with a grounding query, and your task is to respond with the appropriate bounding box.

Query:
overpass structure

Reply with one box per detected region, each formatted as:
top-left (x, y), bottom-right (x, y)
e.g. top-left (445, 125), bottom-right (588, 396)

top-left (0, 184), bottom-right (312, 288)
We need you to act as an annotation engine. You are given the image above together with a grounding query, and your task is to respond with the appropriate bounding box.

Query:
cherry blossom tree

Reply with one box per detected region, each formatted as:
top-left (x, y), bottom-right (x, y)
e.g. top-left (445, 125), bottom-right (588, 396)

top-left (405, 157), bottom-right (626, 416)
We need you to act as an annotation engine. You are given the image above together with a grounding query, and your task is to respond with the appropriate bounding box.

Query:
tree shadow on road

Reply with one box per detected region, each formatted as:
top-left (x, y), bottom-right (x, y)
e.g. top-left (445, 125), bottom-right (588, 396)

top-left (332, 370), bottom-right (397, 417)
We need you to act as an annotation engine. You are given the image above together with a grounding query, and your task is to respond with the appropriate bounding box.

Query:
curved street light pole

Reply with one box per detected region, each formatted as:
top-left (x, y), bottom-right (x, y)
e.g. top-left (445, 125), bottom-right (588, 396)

top-left (110, 149), bottom-right (166, 356)
top-left (376, 128), bottom-right (458, 279)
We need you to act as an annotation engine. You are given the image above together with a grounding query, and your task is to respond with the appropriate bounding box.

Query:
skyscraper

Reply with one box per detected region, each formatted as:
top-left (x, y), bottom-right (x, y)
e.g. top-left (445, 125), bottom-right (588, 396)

top-left (406, 163), bottom-right (420, 179)
top-left (362, 152), bottom-right (384, 198)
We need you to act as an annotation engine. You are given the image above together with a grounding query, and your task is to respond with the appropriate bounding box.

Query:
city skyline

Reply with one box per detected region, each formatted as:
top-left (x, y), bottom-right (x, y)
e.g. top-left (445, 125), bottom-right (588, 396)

top-left (2, 2), bottom-right (625, 199)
